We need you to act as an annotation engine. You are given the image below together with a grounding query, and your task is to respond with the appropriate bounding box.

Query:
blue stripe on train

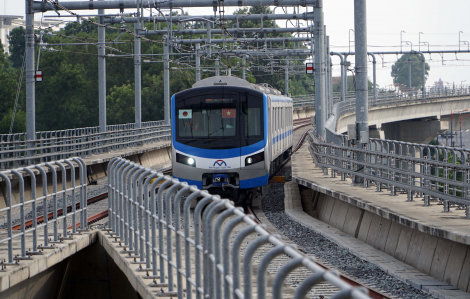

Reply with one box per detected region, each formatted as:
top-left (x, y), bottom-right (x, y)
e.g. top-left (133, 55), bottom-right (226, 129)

top-left (273, 129), bottom-right (293, 144)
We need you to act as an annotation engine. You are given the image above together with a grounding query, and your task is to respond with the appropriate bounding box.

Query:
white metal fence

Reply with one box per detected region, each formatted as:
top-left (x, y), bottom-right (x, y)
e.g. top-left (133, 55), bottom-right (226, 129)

top-left (0, 158), bottom-right (88, 264)
top-left (107, 157), bottom-right (371, 299)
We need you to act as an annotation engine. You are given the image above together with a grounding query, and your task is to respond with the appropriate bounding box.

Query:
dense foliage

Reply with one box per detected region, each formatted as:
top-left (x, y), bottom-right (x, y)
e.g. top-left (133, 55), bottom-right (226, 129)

top-left (0, 7), bottom-right (315, 134)
top-left (391, 54), bottom-right (430, 91)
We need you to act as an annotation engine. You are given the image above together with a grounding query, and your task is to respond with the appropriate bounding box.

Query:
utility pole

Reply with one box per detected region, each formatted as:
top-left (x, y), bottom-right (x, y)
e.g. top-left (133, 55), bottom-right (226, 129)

top-left (314, 0), bottom-right (326, 137)
top-left (25, 0), bottom-right (36, 157)
top-left (98, 0), bottom-right (106, 137)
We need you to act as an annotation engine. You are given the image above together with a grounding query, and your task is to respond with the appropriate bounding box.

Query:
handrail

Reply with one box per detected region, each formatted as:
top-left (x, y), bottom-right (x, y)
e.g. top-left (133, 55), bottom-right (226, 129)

top-left (105, 157), bottom-right (372, 299)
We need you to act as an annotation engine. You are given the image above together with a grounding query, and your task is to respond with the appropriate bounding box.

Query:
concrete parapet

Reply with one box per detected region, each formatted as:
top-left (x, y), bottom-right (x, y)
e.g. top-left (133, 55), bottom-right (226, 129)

top-left (284, 182), bottom-right (470, 299)
top-left (285, 181), bottom-right (470, 297)
top-left (0, 230), bottom-right (98, 297)
top-left (292, 178), bottom-right (470, 294)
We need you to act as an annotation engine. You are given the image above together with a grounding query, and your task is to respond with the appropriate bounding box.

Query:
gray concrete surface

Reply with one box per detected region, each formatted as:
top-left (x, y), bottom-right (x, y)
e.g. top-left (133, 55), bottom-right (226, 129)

top-left (290, 127), bottom-right (470, 295)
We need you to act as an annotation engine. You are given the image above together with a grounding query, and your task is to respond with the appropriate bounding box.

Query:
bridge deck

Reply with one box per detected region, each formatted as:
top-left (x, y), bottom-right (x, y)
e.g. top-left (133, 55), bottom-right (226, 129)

top-left (291, 127), bottom-right (470, 296)
top-left (292, 128), bottom-right (470, 245)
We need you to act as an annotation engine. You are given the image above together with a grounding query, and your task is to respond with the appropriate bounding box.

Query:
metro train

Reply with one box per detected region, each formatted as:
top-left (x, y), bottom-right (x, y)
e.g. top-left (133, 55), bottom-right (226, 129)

top-left (171, 76), bottom-right (293, 203)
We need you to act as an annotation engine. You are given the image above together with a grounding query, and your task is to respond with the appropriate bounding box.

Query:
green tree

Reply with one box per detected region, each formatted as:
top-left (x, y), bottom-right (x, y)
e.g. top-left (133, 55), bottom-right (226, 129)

top-left (8, 27), bottom-right (25, 68)
top-left (0, 40), bottom-right (26, 134)
top-left (36, 62), bottom-right (96, 130)
top-left (391, 54), bottom-right (430, 91)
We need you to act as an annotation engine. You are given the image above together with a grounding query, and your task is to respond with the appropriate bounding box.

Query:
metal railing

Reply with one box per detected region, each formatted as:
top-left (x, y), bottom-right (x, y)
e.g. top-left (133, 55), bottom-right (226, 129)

top-left (307, 129), bottom-right (470, 218)
top-left (0, 121), bottom-right (170, 170)
top-left (107, 157), bottom-right (371, 299)
top-left (292, 86), bottom-right (470, 109)
top-left (0, 158), bottom-right (88, 264)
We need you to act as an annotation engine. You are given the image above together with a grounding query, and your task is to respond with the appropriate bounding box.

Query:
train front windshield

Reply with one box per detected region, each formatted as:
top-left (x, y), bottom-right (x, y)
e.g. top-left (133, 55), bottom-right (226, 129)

top-left (175, 90), bottom-right (264, 150)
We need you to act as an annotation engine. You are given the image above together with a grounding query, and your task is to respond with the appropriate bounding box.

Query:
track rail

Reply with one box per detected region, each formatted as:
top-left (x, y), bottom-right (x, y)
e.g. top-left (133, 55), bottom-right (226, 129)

top-left (12, 192), bottom-right (109, 231)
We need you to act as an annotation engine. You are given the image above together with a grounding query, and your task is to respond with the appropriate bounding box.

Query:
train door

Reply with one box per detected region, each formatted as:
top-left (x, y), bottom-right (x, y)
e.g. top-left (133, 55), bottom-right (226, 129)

top-left (240, 93), bottom-right (265, 170)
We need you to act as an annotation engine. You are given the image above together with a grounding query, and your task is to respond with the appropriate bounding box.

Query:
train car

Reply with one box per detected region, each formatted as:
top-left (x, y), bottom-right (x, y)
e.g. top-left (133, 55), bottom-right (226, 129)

top-left (171, 76), bottom-right (293, 202)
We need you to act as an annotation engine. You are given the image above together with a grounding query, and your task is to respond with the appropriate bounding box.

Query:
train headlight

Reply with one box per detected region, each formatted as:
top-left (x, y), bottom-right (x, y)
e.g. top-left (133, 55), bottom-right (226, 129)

top-left (176, 153), bottom-right (196, 167)
top-left (245, 152), bottom-right (264, 166)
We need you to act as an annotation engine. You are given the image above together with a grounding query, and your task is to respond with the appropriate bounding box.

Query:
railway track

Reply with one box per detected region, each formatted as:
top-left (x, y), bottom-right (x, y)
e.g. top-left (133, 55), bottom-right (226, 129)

top-left (245, 124), bottom-right (392, 299)
top-left (12, 169), bottom-right (172, 231)
top-left (77, 118), bottom-right (312, 229)
top-left (65, 117), bottom-right (390, 298)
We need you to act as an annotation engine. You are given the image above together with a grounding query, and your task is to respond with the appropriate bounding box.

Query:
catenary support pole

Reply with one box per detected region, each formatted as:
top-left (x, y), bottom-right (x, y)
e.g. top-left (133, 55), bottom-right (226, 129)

top-left (164, 34), bottom-right (170, 125)
top-left (414, 51), bottom-right (426, 100)
top-left (196, 43), bottom-right (201, 82)
top-left (285, 57), bottom-right (289, 96)
top-left (26, 0), bottom-right (36, 156)
top-left (215, 59), bottom-right (220, 76)
top-left (330, 52), bottom-right (344, 102)
top-left (354, 0), bottom-right (368, 143)
top-left (326, 35), bottom-right (332, 117)
top-left (206, 21), bottom-right (212, 57)
top-left (134, 15), bottom-right (142, 130)
top-left (242, 56), bottom-right (246, 79)
top-left (408, 54), bottom-right (412, 94)
top-left (98, 1), bottom-right (106, 136)
top-left (314, 0), bottom-right (326, 137)
top-left (343, 54), bottom-right (349, 101)
top-left (367, 52), bottom-right (377, 106)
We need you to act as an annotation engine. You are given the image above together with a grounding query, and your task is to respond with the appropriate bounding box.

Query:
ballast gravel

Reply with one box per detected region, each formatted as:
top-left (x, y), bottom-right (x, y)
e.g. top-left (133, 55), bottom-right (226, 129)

top-left (261, 183), bottom-right (438, 299)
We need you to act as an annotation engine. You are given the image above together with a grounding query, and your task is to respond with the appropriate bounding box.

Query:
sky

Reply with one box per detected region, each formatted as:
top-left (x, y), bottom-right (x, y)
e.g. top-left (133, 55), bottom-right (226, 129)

top-left (2, 0), bottom-right (470, 89)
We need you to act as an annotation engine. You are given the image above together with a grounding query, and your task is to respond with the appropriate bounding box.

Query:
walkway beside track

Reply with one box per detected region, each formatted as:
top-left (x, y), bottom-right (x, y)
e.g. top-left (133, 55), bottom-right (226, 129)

top-left (290, 126), bottom-right (470, 297)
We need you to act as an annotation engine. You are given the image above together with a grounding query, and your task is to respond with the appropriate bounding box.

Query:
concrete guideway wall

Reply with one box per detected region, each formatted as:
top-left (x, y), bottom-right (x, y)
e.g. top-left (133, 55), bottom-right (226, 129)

top-left (292, 183), bottom-right (470, 293)
top-left (336, 96), bottom-right (470, 135)
top-left (293, 107), bottom-right (315, 119)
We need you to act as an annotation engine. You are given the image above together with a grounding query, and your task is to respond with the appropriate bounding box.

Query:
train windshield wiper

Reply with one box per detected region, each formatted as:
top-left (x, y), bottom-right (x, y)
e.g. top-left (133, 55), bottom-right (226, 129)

top-left (183, 139), bottom-right (197, 144)
top-left (209, 126), bottom-right (224, 136)
top-left (203, 138), bottom-right (218, 144)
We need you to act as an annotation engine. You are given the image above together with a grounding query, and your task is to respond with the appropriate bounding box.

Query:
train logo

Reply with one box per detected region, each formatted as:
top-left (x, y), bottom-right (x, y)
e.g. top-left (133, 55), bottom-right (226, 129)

top-left (213, 160), bottom-right (227, 167)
